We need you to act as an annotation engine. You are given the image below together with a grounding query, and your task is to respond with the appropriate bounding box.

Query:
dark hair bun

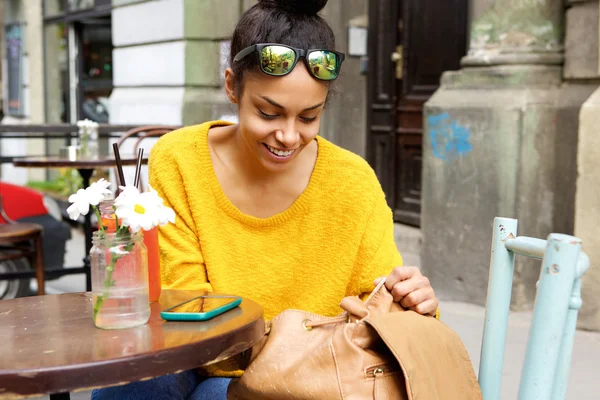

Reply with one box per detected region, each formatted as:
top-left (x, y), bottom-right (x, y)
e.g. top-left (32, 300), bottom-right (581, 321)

top-left (258, 0), bottom-right (328, 15)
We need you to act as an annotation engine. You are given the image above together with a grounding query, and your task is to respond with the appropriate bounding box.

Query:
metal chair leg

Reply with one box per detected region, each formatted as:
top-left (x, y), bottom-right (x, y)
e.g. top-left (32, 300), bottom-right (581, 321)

top-left (33, 234), bottom-right (45, 295)
top-left (50, 392), bottom-right (70, 400)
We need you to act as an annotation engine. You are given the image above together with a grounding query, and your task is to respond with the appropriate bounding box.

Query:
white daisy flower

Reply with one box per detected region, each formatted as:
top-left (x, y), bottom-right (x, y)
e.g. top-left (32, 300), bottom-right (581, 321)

top-left (86, 179), bottom-right (112, 206)
top-left (66, 179), bottom-right (113, 220)
top-left (114, 185), bottom-right (175, 233)
top-left (77, 119), bottom-right (99, 140)
top-left (114, 184), bottom-right (141, 205)
top-left (67, 189), bottom-right (92, 220)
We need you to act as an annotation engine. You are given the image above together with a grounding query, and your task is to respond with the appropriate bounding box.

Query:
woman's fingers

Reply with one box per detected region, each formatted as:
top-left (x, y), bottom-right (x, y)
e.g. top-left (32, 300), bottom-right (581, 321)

top-left (390, 274), bottom-right (430, 303)
top-left (399, 287), bottom-right (431, 309)
top-left (409, 299), bottom-right (438, 316)
top-left (384, 266), bottom-right (419, 290)
top-left (374, 266), bottom-right (438, 316)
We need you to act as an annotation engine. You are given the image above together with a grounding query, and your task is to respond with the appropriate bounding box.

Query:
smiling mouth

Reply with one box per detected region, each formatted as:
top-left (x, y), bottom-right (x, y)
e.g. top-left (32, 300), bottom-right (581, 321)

top-left (264, 143), bottom-right (296, 157)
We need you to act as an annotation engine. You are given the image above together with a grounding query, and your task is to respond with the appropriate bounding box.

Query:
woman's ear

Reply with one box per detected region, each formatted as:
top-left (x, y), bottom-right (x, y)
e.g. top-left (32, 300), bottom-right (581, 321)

top-left (224, 68), bottom-right (238, 104)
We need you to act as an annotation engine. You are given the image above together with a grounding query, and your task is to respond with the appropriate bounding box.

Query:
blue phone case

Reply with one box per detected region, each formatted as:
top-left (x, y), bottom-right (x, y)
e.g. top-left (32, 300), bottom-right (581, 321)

top-left (160, 296), bottom-right (242, 321)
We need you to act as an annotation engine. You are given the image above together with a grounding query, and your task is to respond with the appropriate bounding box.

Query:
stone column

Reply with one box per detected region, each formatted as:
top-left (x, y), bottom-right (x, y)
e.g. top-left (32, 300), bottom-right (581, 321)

top-left (465, 0), bottom-right (563, 65)
top-left (110, 0), bottom-right (240, 127)
top-left (422, 0), bottom-right (594, 310)
top-left (573, 0), bottom-right (600, 331)
top-left (109, 0), bottom-right (241, 184)
top-left (23, 0), bottom-right (45, 182)
top-left (24, 0), bottom-right (44, 124)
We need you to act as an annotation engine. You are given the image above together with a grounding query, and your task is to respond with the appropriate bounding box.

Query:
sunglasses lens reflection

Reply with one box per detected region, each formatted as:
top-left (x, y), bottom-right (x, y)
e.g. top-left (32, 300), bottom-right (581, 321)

top-left (260, 46), bottom-right (297, 75)
top-left (307, 51), bottom-right (340, 80)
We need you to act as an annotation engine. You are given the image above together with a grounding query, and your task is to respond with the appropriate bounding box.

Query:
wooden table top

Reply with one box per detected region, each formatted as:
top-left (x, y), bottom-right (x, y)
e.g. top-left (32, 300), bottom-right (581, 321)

top-left (0, 291), bottom-right (264, 397)
top-left (12, 155), bottom-right (147, 169)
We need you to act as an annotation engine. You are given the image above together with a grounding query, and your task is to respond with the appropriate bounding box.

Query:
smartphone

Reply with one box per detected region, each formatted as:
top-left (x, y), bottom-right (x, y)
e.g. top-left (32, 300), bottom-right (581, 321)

top-left (160, 295), bottom-right (242, 321)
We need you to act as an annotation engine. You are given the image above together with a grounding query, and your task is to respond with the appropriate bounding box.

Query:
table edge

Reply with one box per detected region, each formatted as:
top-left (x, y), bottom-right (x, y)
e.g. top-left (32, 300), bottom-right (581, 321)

top-left (0, 299), bottom-right (264, 397)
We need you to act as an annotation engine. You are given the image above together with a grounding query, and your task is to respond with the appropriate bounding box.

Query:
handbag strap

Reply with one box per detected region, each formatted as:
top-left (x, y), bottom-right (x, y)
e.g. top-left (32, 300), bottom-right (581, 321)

top-left (364, 278), bottom-right (387, 306)
top-left (304, 278), bottom-right (387, 329)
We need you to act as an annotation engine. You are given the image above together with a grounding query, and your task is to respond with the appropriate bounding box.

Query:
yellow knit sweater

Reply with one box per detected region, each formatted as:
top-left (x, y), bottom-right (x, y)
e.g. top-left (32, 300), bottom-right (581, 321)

top-left (149, 121), bottom-right (403, 322)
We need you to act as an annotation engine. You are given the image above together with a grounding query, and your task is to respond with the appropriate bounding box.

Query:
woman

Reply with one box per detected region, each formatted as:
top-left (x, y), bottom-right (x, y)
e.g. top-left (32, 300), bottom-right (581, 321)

top-left (92, 0), bottom-right (438, 399)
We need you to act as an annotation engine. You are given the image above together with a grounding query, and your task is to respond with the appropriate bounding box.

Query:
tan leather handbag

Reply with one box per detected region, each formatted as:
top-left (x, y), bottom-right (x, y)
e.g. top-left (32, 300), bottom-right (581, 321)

top-left (228, 281), bottom-right (482, 400)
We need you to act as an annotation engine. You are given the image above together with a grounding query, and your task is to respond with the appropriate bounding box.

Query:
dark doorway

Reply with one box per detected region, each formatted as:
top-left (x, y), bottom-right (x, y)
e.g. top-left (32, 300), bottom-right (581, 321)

top-left (367, 0), bottom-right (468, 226)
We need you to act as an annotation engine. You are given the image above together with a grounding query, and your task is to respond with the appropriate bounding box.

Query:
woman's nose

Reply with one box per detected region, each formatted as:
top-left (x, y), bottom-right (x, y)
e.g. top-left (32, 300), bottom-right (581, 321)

top-left (275, 125), bottom-right (300, 148)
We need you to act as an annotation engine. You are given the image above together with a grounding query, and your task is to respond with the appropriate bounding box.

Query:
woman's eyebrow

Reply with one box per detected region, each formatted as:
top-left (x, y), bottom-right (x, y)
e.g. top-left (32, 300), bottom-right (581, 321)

top-left (261, 96), bottom-right (324, 112)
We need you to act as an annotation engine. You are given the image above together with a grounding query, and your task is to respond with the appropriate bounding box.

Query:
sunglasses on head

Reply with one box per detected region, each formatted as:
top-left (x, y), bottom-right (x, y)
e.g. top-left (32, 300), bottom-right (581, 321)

top-left (233, 43), bottom-right (346, 81)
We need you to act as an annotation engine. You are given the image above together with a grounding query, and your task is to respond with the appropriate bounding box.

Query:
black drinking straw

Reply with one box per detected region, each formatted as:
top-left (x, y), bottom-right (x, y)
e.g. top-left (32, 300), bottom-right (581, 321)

top-left (133, 148), bottom-right (144, 189)
top-left (112, 143), bottom-right (126, 186)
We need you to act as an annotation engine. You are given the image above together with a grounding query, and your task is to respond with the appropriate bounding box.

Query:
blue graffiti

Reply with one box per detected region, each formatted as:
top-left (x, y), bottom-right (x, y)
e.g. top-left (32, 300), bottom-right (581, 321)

top-left (428, 113), bottom-right (472, 162)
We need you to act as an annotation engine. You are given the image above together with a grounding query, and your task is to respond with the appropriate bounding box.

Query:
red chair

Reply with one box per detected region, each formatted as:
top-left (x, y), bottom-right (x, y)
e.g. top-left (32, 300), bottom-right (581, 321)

top-left (0, 184), bottom-right (45, 296)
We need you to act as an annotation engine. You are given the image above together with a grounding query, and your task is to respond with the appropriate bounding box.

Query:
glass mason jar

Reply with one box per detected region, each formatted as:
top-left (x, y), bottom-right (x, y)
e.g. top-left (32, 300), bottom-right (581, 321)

top-left (97, 199), bottom-right (162, 302)
top-left (90, 231), bottom-right (151, 329)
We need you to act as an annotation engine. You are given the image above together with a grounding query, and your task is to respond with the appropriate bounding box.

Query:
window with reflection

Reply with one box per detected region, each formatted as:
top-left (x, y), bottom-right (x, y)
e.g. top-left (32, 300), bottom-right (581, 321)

top-left (70, 0), bottom-right (112, 11)
top-left (43, 0), bottom-right (113, 123)
top-left (79, 18), bottom-right (112, 123)
top-left (69, 0), bottom-right (95, 10)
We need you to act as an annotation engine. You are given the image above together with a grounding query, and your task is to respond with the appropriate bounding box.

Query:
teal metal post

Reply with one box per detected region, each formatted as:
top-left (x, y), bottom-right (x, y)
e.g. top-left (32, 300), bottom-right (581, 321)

top-left (551, 252), bottom-right (589, 400)
top-left (518, 234), bottom-right (582, 399)
top-left (478, 217), bottom-right (518, 400)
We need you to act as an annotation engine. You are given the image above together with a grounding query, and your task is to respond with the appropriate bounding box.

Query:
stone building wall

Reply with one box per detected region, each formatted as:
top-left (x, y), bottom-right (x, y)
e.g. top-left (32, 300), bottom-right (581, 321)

top-left (422, 0), bottom-right (600, 328)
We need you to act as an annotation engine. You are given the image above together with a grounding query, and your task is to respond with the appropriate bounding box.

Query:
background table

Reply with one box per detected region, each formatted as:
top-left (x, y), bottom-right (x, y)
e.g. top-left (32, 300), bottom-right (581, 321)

top-left (0, 291), bottom-right (264, 399)
top-left (13, 155), bottom-right (148, 290)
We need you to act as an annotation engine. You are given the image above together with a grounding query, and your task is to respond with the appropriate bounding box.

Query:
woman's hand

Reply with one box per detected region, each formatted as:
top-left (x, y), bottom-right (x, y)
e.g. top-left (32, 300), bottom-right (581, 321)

top-left (375, 266), bottom-right (439, 316)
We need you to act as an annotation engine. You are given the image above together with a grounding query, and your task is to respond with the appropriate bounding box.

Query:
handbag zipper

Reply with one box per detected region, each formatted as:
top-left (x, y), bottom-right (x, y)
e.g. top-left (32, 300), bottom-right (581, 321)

top-left (369, 364), bottom-right (407, 400)
top-left (365, 364), bottom-right (400, 378)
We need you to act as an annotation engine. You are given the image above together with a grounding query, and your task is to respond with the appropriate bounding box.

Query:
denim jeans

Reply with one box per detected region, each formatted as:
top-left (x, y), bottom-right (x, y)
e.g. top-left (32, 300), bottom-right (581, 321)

top-left (90, 370), bottom-right (231, 400)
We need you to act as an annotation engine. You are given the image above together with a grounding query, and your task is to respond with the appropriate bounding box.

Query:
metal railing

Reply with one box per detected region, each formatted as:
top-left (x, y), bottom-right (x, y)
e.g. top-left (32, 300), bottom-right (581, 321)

top-left (0, 124), bottom-right (140, 165)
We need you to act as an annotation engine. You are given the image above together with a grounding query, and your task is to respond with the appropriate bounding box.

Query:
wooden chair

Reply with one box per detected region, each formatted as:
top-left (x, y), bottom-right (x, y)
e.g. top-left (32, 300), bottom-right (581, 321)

top-left (479, 217), bottom-right (589, 399)
top-left (0, 194), bottom-right (45, 296)
top-left (114, 125), bottom-right (179, 191)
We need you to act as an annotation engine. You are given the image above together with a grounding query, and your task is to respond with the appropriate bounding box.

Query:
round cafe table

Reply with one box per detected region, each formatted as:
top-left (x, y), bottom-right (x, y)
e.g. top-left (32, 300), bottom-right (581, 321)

top-left (0, 291), bottom-right (265, 399)
top-left (12, 155), bottom-right (147, 291)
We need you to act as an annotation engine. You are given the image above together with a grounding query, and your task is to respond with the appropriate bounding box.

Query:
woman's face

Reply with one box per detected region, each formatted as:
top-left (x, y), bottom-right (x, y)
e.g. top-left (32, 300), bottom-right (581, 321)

top-left (228, 64), bottom-right (329, 173)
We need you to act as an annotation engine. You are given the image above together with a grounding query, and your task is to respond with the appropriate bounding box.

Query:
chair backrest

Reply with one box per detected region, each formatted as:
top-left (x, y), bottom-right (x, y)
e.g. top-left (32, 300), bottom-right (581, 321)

top-left (114, 125), bottom-right (179, 191)
top-left (0, 181), bottom-right (48, 223)
top-left (0, 195), bottom-right (15, 224)
top-left (479, 217), bottom-right (590, 400)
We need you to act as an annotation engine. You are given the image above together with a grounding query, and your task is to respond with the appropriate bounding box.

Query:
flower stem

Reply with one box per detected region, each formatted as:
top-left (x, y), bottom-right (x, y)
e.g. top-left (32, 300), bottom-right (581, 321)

top-left (113, 205), bottom-right (121, 231)
top-left (94, 206), bottom-right (104, 233)
top-left (92, 228), bottom-right (132, 322)
top-left (93, 251), bottom-right (120, 322)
